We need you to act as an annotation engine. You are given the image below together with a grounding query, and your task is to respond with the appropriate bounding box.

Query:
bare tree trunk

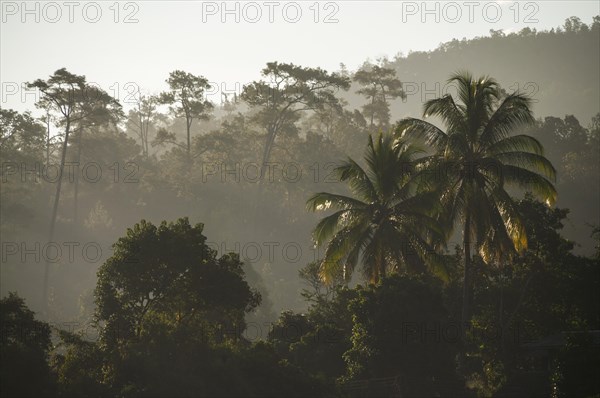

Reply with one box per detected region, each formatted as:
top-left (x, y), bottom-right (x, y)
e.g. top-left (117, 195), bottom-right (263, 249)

top-left (259, 128), bottom-right (276, 183)
top-left (186, 117), bottom-right (192, 166)
top-left (73, 128), bottom-right (83, 225)
top-left (143, 120), bottom-right (149, 159)
top-left (45, 112), bottom-right (51, 167)
top-left (253, 127), bottom-right (276, 228)
top-left (43, 118), bottom-right (71, 316)
top-left (370, 95), bottom-right (375, 128)
top-left (138, 112), bottom-right (147, 158)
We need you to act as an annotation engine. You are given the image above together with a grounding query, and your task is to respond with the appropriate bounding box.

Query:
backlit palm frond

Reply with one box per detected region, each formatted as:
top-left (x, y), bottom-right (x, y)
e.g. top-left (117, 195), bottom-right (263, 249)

top-left (501, 165), bottom-right (557, 206)
top-left (479, 93), bottom-right (535, 146)
top-left (395, 118), bottom-right (448, 149)
top-left (311, 208), bottom-right (362, 247)
top-left (422, 94), bottom-right (465, 132)
top-left (306, 192), bottom-right (367, 212)
top-left (492, 152), bottom-right (556, 181)
top-left (335, 158), bottom-right (378, 203)
top-left (487, 134), bottom-right (545, 155)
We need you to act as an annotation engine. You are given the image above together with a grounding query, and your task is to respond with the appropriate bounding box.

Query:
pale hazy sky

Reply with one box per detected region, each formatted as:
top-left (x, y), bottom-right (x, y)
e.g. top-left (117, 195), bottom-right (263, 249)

top-left (1, 1), bottom-right (599, 113)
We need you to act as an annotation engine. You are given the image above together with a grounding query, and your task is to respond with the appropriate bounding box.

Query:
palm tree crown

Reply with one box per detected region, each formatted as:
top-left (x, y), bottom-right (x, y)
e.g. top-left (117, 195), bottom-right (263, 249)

top-left (396, 71), bottom-right (557, 336)
top-left (307, 133), bottom-right (442, 284)
top-left (397, 71), bottom-right (556, 262)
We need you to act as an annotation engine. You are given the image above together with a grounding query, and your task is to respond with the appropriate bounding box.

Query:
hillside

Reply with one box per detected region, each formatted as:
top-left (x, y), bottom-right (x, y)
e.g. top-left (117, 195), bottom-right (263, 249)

top-left (346, 18), bottom-right (600, 125)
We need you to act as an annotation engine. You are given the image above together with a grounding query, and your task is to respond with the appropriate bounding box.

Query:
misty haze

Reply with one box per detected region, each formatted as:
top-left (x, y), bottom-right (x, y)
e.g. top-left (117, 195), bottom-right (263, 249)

top-left (1, 1), bottom-right (599, 397)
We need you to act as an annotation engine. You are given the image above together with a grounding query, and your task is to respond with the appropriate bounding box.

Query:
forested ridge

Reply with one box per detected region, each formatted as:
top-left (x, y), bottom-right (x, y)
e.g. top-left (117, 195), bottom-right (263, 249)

top-left (1, 16), bottom-right (599, 398)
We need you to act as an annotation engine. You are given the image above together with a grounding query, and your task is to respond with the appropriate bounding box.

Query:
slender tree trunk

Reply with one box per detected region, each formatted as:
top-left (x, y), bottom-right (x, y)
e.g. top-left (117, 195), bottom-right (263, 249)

top-left (73, 128), bottom-right (83, 225)
top-left (253, 126), bottom-right (277, 232)
top-left (458, 212), bottom-right (472, 370)
top-left (499, 264), bottom-right (505, 352)
top-left (45, 113), bottom-right (51, 167)
top-left (370, 95), bottom-right (375, 128)
top-left (138, 113), bottom-right (146, 158)
top-left (259, 127), bottom-right (276, 183)
top-left (461, 212), bottom-right (472, 338)
top-left (143, 120), bottom-right (149, 159)
top-left (186, 117), bottom-right (192, 166)
top-left (378, 244), bottom-right (386, 281)
top-left (43, 118), bottom-right (70, 316)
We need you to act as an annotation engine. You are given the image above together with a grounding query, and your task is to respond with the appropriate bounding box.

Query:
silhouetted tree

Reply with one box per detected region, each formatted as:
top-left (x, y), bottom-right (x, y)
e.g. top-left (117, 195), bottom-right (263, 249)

top-left (157, 70), bottom-right (213, 164)
top-left (397, 71), bottom-right (557, 341)
top-left (307, 133), bottom-right (443, 284)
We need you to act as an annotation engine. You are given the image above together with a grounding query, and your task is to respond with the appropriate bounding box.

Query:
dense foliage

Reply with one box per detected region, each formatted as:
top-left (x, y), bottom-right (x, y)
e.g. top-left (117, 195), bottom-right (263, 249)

top-left (1, 17), bottom-right (599, 397)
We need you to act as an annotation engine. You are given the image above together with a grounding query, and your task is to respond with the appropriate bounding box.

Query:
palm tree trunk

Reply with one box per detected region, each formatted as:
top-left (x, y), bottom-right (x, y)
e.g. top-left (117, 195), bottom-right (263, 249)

top-left (378, 242), bottom-right (386, 281)
top-left (461, 212), bottom-right (472, 337)
top-left (457, 212), bottom-right (472, 370)
top-left (499, 267), bottom-right (505, 353)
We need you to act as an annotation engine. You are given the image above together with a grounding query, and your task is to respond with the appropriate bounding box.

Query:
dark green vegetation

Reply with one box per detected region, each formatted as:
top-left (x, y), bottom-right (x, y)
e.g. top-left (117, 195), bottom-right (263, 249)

top-left (1, 18), bottom-right (599, 397)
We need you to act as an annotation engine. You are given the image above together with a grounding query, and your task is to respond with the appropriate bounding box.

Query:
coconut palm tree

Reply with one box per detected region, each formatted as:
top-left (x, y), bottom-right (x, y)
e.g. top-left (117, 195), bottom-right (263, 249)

top-left (306, 133), bottom-right (443, 284)
top-left (396, 71), bottom-right (556, 331)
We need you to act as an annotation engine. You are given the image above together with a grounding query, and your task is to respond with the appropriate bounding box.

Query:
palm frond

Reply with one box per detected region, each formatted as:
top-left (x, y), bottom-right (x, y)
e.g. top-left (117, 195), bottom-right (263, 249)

top-left (488, 187), bottom-right (528, 255)
top-left (312, 209), bottom-right (355, 246)
top-left (492, 152), bottom-right (556, 181)
top-left (324, 222), bottom-right (373, 283)
top-left (448, 70), bottom-right (475, 109)
top-left (501, 165), bottom-right (557, 206)
top-left (487, 134), bottom-right (545, 155)
top-left (422, 95), bottom-right (465, 132)
top-left (395, 118), bottom-right (448, 149)
top-left (335, 158), bottom-right (378, 203)
top-left (306, 192), bottom-right (367, 212)
top-left (479, 93), bottom-right (535, 147)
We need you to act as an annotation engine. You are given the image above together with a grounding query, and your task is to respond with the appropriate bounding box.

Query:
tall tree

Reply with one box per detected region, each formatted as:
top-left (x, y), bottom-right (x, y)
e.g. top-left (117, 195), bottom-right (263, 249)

top-left (95, 218), bottom-right (260, 350)
top-left (126, 94), bottom-right (158, 159)
top-left (396, 71), bottom-right (557, 338)
top-left (241, 62), bottom-right (350, 183)
top-left (38, 105), bottom-right (60, 167)
top-left (353, 64), bottom-right (406, 130)
top-left (27, 68), bottom-right (120, 313)
top-left (157, 70), bottom-right (213, 164)
top-left (306, 133), bottom-right (443, 284)
top-left (71, 87), bottom-right (123, 224)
